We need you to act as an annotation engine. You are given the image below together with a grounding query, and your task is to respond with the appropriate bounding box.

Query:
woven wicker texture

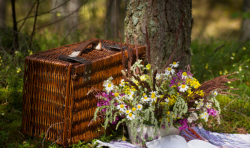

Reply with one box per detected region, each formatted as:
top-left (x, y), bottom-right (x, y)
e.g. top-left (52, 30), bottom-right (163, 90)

top-left (21, 38), bottom-right (146, 146)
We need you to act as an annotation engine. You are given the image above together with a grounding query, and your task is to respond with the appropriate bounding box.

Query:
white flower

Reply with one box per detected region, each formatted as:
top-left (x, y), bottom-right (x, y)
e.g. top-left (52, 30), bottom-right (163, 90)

top-left (137, 104), bottom-right (143, 111)
top-left (141, 96), bottom-right (150, 103)
top-left (179, 84), bottom-right (189, 92)
top-left (131, 107), bottom-right (137, 112)
top-left (118, 110), bottom-right (124, 116)
top-left (200, 112), bottom-right (209, 122)
top-left (103, 81), bottom-right (114, 93)
top-left (170, 61), bottom-right (179, 68)
top-left (187, 112), bottom-right (198, 124)
top-left (1, 112), bottom-right (4, 116)
top-left (128, 91), bottom-right (135, 100)
top-left (140, 75), bottom-right (147, 81)
top-left (162, 73), bottom-right (172, 80)
top-left (155, 73), bottom-right (161, 80)
top-left (190, 112), bottom-right (198, 120)
top-left (165, 98), bottom-right (169, 103)
top-left (117, 104), bottom-right (126, 111)
top-left (150, 91), bottom-right (157, 99)
top-left (187, 117), bottom-right (193, 123)
top-left (125, 109), bottom-right (131, 114)
top-left (165, 67), bottom-right (175, 75)
top-left (212, 91), bottom-right (218, 97)
top-left (119, 79), bottom-right (125, 87)
top-left (127, 113), bottom-right (135, 120)
top-left (149, 91), bottom-right (157, 103)
top-left (114, 92), bottom-right (119, 98)
top-left (182, 72), bottom-right (188, 79)
top-left (116, 96), bottom-right (125, 103)
top-left (198, 101), bottom-right (204, 106)
top-left (196, 105), bottom-right (201, 109)
top-left (206, 103), bottom-right (212, 109)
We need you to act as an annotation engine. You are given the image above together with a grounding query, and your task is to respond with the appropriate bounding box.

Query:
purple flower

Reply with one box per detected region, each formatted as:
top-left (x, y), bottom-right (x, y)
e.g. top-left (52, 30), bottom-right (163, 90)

top-left (169, 76), bottom-right (177, 87)
top-left (176, 70), bottom-right (183, 79)
top-left (179, 119), bottom-right (188, 131)
top-left (207, 109), bottom-right (217, 116)
top-left (111, 116), bottom-right (119, 124)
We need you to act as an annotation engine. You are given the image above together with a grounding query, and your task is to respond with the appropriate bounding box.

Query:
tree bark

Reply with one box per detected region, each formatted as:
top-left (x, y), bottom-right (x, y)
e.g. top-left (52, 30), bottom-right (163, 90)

top-left (240, 0), bottom-right (250, 41)
top-left (105, 0), bottom-right (127, 41)
top-left (11, 0), bottom-right (19, 50)
top-left (0, 0), bottom-right (6, 28)
top-left (51, 0), bottom-right (80, 42)
top-left (124, 0), bottom-right (192, 71)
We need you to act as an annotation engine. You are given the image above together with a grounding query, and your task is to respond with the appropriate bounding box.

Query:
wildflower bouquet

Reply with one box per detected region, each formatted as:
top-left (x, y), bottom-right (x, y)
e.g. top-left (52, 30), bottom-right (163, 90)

top-left (91, 35), bottom-right (237, 143)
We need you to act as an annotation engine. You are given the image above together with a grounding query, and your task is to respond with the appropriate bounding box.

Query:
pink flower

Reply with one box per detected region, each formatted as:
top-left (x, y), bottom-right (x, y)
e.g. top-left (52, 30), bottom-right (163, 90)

top-left (207, 109), bottom-right (217, 116)
top-left (179, 119), bottom-right (188, 130)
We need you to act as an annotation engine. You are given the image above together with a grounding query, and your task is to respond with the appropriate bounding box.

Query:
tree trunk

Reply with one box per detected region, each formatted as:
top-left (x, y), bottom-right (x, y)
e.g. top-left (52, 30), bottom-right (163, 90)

top-left (240, 0), bottom-right (250, 41)
top-left (124, 0), bottom-right (192, 71)
top-left (0, 0), bottom-right (6, 28)
top-left (105, 0), bottom-right (127, 41)
top-left (51, 0), bottom-right (80, 42)
top-left (11, 0), bottom-right (19, 50)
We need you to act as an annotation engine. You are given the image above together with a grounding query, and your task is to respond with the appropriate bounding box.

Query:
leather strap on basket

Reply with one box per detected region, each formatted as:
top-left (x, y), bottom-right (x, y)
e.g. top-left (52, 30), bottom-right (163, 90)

top-left (58, 38), bottom-right (100, 83)
top-left (58, 38), bottom-right (99, 64)
top-left (73, 38), bottom-right (99, 56)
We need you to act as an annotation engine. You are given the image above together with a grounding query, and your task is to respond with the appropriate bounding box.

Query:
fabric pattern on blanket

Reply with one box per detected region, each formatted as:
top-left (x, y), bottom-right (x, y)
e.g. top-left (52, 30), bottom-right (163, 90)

top-left (181, 127), bottom-right (250, 148)
top-left (95, 127), bottom-right (250, 148)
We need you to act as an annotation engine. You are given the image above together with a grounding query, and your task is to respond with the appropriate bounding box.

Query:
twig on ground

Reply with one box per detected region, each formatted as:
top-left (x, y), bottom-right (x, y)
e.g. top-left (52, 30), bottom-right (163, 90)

top-left (223, 96), bottom-right (240, 110)
top-left (227, 109), bottom-right (250, 121)
top-left (42, 122), bottom-right (63, 148)
top-left (50, 138), bottom-right (61, 146)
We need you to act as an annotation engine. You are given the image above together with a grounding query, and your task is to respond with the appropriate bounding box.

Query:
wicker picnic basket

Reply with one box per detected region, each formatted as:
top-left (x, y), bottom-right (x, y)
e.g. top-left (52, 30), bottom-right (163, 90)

top-left (21, 38), bottom-right (146, 146)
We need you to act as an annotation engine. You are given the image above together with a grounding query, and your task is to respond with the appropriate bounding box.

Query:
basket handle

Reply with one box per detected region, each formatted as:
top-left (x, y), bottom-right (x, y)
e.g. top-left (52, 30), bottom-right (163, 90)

top-left (74, 38), bottom-right (100, 56)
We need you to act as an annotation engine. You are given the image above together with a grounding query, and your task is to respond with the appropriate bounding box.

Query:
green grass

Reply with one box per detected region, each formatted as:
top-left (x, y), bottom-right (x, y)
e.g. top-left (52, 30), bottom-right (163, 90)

top-left (203, 95), bottom-right (250, 134)
top-left (191, 39), bottom-right (250, 98)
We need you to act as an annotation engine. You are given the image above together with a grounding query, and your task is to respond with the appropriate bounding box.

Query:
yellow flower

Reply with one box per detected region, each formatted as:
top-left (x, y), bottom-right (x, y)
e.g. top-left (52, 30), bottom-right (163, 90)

top-left (132, 107), bottom-right (136, 112)
top-left (168, 95), bottom-right (177, 106)
top-left (115, 93), bottom-right (119, 97)
top-left (193, 90), bottom-right (204, 97)
top-left (160, 102), bottom-right (166, 106)
top-left (187, 78), bottom-right (201, 89)
top-left (131, 87), bottom-right (137, 92)
top-left (28, 50), bottom-right (33, 55)
top-left (243, 47), bottom-right (246, 50)
top-left (187, 89), bottom-right (193, 98)
top-left (205, 63), bottom-right (208, 69)
top-left (146, 64), bottom-right (151, 70)
top-left (122, 136), bottom-right (126, 141)
top-left (16, 67), bottom-right (21, 73)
